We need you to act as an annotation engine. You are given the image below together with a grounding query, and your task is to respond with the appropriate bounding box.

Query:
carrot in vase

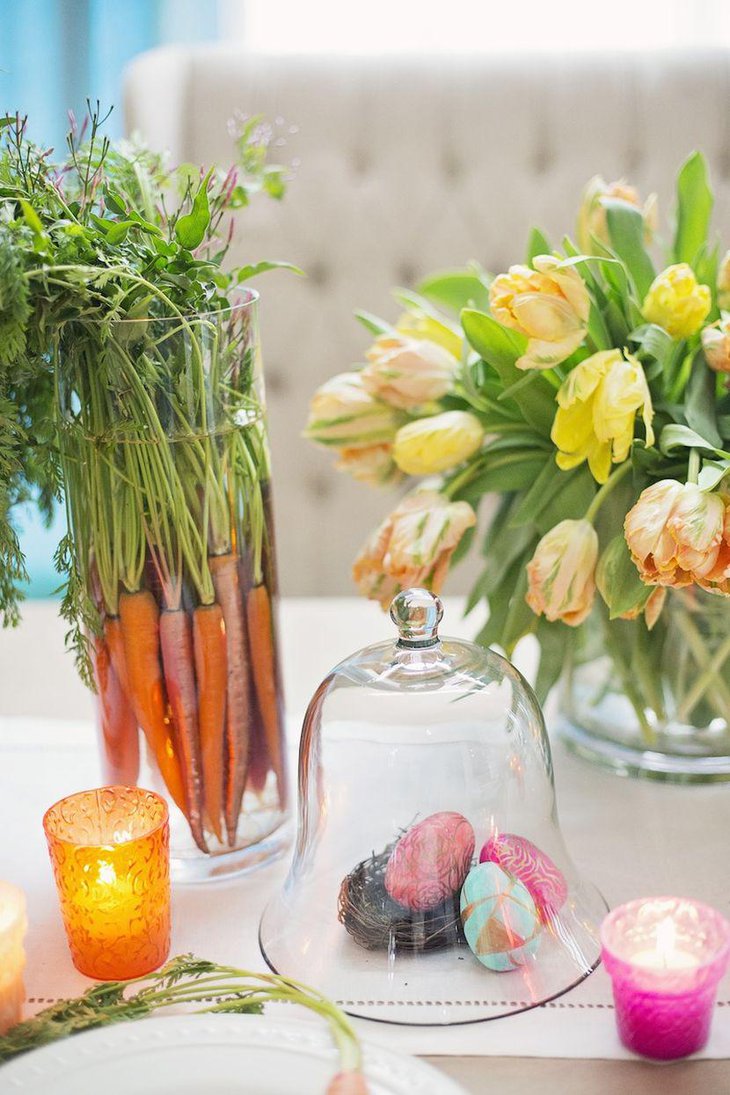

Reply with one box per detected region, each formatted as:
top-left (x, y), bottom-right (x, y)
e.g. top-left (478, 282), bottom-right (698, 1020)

top-left (210, 552), bottom-right (251, 847)
top-left (118, 589), bottom-right (186, 815)
top-left (247, 580), bottom-right (286, 807)
top-left (104, 616), bottom-right (130, 698)
top-left (192, 602), bottom-right (227, 844)
top-left (92, 632), bottom-right (139, 785)
top-left (247, 704), bottom-right (271, 795)
top-left (159, 607), bottom-right (209, 853)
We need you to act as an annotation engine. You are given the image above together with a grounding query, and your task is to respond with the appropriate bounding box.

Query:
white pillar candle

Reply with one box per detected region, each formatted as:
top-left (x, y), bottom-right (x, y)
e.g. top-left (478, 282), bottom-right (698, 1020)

top-left (0, 882), bottom-right (26, 1034)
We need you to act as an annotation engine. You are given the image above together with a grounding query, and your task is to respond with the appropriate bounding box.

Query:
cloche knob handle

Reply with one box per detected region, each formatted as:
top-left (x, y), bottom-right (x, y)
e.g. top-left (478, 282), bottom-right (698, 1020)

top-left (389, 587), bottom-right (444, 647)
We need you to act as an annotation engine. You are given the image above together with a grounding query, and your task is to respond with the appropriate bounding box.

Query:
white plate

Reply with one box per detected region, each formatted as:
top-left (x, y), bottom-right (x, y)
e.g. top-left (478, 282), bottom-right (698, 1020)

top-left (0, 1013), bottom-right (466, 1094)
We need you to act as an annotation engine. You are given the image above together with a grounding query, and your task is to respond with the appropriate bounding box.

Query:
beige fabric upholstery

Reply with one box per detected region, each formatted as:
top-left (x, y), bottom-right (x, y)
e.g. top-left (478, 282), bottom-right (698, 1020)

top-left (124, 46), bottom-right (730, 594)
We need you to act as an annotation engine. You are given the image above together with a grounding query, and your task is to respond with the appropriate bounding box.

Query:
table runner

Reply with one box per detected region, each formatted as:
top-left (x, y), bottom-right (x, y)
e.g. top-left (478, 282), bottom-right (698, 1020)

top-left (2, 714), bottom-right (730, 1061)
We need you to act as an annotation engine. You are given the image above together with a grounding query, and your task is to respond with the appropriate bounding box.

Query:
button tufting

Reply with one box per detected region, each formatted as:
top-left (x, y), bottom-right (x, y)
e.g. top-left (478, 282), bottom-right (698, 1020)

top-left (396, 261), bottom-right (417, 285)
top-left (308, 473), bottom-right (332, 500)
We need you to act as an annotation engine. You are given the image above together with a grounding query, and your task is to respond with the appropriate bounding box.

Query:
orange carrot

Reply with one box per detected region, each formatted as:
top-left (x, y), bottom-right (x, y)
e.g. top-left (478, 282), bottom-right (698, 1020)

top-left (160, 608), bottom-right (208, 853)
top-left (210, 553), bottom-right (251, 847)
top-left (118, 590), bottom-right (186, 814)
top-left (246, 582), bottom-right (286, 806)
top-left (193, 603), bottom-right (227, 844)
top-left (104, 616), bottom-right (130, 697)
top-left (92, 633), bottom-right (139, 785)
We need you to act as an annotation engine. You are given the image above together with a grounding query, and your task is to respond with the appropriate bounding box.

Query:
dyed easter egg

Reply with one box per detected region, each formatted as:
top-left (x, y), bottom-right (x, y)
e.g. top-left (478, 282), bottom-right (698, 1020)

top-left (479, 833), bottom-right (568, 922)
top-left (384, 812), bottom-right (475, 911)
top-left (460, 862), bottom-right (541, 971)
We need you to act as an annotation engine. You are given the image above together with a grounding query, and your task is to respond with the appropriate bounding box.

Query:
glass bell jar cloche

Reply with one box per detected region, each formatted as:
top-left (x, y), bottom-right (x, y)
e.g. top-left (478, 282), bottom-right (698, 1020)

top-left (260, 588), bottom-right (607, 1025)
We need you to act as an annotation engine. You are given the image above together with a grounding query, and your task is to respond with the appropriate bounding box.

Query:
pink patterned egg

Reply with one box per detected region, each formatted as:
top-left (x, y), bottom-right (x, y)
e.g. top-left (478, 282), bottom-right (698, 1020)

top-left (479, 833), bottom-right (568, 921)
top-left (385, 812), bottom-right (475, 911)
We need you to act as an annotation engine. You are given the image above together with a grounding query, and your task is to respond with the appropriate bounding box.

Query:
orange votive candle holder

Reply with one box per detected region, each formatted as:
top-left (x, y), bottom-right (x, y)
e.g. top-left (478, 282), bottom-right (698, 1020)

top-left (0, 881), bottom-right (26, 1034)
top-left (43, 786), bottom-right (170, 980)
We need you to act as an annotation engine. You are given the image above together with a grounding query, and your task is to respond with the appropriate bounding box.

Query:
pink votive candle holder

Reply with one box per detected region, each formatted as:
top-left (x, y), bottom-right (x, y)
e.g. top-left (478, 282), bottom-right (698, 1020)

top-left (601, 897), bottom-right (730, 1060)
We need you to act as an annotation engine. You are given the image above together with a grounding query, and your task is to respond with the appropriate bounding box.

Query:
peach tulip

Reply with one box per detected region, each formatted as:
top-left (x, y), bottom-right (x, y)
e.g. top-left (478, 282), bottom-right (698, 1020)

top-left (353, 489), bottom-right (476, 608)
top-left (489, 255), bottom-right (590, 371)
top-left (577, 175), bottom-right (657, 255)
top-left (701, 319), bottom-right (730, 374)
top-left (525, 519), bottom-right (599, 626)
top-left (362, 333), bottom-right (458, 410)
top-left (335, 443), bottom-right (402, 487)
top-left (624, 480), bottom-right (725, 588)
top-left (305, 372), bottom-right (400, 448)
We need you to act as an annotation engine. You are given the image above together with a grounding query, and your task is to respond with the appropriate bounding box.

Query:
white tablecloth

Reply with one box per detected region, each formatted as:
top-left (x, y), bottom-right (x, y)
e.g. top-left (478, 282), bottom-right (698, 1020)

top-left (2, 599), bottom-right (730, 1078)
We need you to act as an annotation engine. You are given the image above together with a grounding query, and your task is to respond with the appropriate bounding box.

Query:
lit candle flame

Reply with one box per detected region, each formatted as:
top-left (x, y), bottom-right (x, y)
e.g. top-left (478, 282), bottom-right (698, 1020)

top-left (655, 917), bottom-right (677, 968)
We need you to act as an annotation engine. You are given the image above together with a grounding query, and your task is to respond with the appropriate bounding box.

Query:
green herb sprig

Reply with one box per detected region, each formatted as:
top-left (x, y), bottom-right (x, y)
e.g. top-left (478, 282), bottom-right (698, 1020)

top-left (0, 954), bottom-right (363, 1080)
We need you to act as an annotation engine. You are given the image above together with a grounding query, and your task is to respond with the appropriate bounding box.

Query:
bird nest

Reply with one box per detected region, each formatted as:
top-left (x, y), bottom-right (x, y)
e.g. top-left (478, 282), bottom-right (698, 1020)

top-left (337, 844), bottom-right (465, 953)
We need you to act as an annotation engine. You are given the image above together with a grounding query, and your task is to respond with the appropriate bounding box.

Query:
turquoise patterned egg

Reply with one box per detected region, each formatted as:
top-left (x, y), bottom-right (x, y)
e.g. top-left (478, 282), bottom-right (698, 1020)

top-left (460, 862), bottom-right (541, 971)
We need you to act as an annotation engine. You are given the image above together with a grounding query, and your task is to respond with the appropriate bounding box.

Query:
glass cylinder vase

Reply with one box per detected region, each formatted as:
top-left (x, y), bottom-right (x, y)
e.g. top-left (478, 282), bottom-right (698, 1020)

top-left (55, 292), bottom-right (289, 880)
top-left (559, 588), bottom-right (730, 782)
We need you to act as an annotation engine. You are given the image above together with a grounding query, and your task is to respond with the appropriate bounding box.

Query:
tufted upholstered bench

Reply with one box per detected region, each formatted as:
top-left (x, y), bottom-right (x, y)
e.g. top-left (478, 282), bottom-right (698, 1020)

top-left (125, 47), bottom-right (730, 595)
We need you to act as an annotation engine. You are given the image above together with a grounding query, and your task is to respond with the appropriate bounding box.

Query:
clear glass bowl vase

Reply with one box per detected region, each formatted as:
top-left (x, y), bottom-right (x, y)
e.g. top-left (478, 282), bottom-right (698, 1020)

top-left (55, 292), bottom-right (289, 880)
top-left (559, 588), bottom-right (730, 782)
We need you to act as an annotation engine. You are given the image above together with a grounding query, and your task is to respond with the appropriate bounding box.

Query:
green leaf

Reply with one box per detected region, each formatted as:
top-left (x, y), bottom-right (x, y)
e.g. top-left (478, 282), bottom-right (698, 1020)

top-left (534, 618), bottom-right (572, 704)
top-left (673, 152), bottom-right (713, 267)
top-left (455, 452), bottom-right (548, 500)
top-left (462, 309), bottom-right (526, 368)
top-left (461, 309), bottom-right (555, 435)
top-left (175, 167), bottom-right (213, 250)
top-left (235, 260), bottom-right (304, 282)
top-left (19, 200), bottom-right (45, 244)
top-left (509, 460), bottom-right (562, 526)
top-left (353, 310), bottom-right (396, 337)
top-left (102, 185), bottom-right (127, 216)
top-left (526, 227), bottom-right (551, 264)
top-left (605, 200), bottom-right (655, 301)
top-left (536, 466), bottom-right (595, 533)
top-left (660, 423), bottom-right (729, 457)
top-left (587, 302), bottom-right (611, 350)
top-left (500, 565), bottom-right (536, 652)
top-left (698, 460), bottom-right (730, 491)
top-left (417, 266), bottom-right (491, 313)
top-left (685, 347), bottom-right (722, 448)
top-left (596, 534), bottom-right (651, 619)
top-left (628, 323), bottom-right (674, 370)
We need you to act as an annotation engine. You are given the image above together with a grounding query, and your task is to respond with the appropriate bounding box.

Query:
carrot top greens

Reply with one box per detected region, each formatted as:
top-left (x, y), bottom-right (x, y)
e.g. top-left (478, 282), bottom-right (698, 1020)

top-left (0, 103), bottom-right (297, 678)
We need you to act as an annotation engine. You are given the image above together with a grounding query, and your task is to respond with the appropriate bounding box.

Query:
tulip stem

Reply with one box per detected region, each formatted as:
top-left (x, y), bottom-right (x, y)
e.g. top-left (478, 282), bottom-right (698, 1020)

top-left (584, 460), bottom-right (633, 524)
top-left (687, 448), bottom-right (700, 485)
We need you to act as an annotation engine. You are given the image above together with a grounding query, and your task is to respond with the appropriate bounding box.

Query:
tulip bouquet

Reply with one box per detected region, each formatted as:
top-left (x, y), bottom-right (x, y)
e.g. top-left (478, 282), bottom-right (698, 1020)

top-left (306, 154), bottom-right (730, 765)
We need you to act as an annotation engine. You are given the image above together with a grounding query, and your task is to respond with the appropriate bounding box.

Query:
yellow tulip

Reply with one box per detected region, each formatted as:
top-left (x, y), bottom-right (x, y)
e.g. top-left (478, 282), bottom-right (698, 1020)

top-left (624, 480), bottom-right (725, 588)
top-left (363, 333), bottom-right (458, 410)
top-left (526, 519), bottom-right (598, 627)
top-left (642, 263), bottom-right (711, 339)
top-left (393, 410), bottom-right (484, 476)
top-left (552, 349), bottom-right (654, 484)
top-left (576, 175), bottom-right (657, 255)
top-left (335, 443), bottom-right (403, 487)
top-left (701, 319), bottom-right (730, 374)
top-left (717, 250), bottom-right (730, 311)
top-left (396, 311), bottom-right (463, 360)
top-left (489, 255), bottom-right (590, 371)
top-left (304, 372), bottom-right (400, 448)
top-left (353, 489), bottom-right (477, 608)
